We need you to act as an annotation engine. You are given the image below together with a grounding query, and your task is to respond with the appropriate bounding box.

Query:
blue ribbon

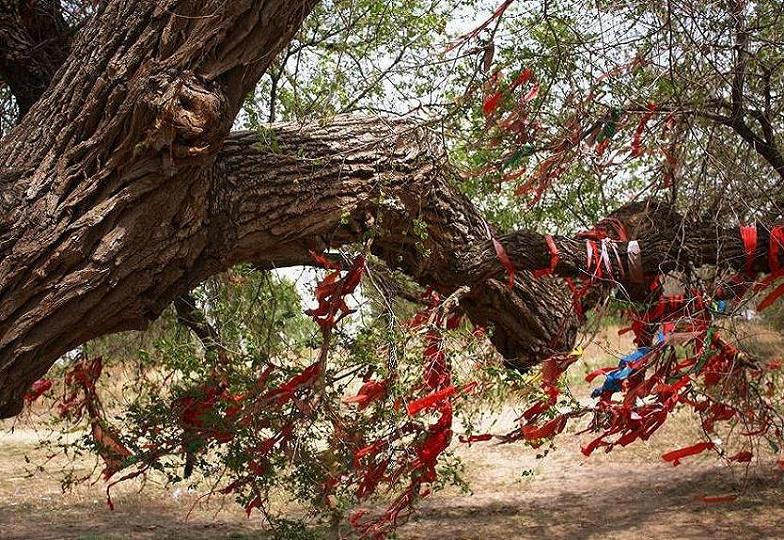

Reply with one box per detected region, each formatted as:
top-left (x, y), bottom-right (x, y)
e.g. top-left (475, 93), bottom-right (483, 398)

top-left (591, 346), bottom-right (652, 398)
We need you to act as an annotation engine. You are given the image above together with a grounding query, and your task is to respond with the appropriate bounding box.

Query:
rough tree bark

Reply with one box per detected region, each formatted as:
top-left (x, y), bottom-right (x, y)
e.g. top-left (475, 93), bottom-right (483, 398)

top-left (0, 0), bottom-right (72, 116)
top-left (0, 0), bottom-right (320, 416)
top-left (213, 119), bottom-right (582, 367)
top-left (0, 1), bottom-right (778, 419)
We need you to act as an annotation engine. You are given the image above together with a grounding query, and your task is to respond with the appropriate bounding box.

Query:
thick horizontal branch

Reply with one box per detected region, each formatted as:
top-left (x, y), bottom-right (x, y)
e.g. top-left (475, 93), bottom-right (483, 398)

top-left (468, 219), bottom-right (779, 286)
top-left (210, 117), bottom-right (581, 368)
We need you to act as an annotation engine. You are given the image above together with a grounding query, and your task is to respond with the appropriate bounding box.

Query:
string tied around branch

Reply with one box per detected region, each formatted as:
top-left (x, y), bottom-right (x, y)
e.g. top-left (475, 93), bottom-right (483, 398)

top-left (533, 235), bottom-right (560, 278)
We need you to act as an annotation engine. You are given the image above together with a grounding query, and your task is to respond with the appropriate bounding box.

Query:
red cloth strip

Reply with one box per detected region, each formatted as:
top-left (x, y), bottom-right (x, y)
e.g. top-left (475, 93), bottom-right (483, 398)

top-left (578, 218), bottom-right (629, 242)
top-left (492, 237), bottom-right (516, 289)
top-left (757, 281), bottom-right (784, 311)
top-left (586, 240), bottom-right (602, 279)
top-left (459, 433), bottom-right (493, 444)
top-left (662, 441), bottom-right (714, 466)
top-left (769, 226), bottom-right (784, 274)
top-left (739, 225), bottom-right (757, 275)
top-left (533, 235), bottom-right (560, 278)
top-left (522, 415), bottom-right (568, 441)
top-left (728, 451), bottom-right (753, 463)
top-left (700, 494), bottom-right (737, 504)
top-left (406, 385), bottom-right (458, 416)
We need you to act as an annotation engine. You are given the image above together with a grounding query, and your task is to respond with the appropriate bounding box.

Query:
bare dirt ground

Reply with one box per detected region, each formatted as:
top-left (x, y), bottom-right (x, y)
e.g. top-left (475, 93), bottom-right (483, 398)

top-left (2, 425), bottom-right (782, 540)
top-left (2, 327), bottom-right (784, 539)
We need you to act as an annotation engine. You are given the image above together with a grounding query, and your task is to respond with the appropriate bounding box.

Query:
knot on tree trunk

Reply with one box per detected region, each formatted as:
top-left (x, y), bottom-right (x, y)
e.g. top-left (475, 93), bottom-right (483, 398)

top-left (149, 71), bottom-right (231, 160)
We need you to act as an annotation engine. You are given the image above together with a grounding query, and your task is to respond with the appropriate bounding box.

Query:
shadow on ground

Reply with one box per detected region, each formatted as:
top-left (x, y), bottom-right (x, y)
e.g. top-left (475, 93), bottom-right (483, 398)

top-left (400, 463), bottom-right (784, 540)
top-left (2, 457), bottom-right (781, 539)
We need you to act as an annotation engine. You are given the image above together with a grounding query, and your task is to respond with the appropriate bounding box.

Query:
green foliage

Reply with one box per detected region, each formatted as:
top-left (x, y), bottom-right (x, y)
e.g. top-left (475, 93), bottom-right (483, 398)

top-left (239, 0), bottom-right (471, 124)
top-left (441, 0), bottom-right (784, 230)
top-left (37, 259), bottom-right (533, 532)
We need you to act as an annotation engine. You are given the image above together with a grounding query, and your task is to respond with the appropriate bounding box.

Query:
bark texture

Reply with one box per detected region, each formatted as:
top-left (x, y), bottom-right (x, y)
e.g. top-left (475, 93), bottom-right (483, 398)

top-left (0, 0), bottom-right (318, 416)
top-left (213, 119), bottom-right (581, 367)
top-left (0, 0), bottom-right (72, 116)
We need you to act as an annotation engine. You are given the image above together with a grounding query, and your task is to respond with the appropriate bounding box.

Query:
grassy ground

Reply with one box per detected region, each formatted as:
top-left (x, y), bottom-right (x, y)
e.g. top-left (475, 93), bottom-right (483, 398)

top-left (1, 326), bottom-right (783, 539)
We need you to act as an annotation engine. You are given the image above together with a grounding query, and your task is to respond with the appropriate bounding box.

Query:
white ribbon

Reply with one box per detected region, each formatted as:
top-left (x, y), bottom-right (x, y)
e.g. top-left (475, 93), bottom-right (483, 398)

top-left (627, 240), bottom-right (644, 282)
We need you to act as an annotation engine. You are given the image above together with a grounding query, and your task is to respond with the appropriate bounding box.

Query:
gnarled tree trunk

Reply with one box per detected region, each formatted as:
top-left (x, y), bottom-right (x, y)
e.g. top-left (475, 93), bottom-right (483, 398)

top-left (0, 0), bottom-right (320, 416)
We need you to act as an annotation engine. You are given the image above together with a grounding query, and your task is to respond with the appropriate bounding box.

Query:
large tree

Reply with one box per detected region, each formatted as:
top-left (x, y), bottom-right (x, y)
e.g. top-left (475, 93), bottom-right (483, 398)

top-left (4, 0), bottom-right (784, 535)
top-left (0, 0), bottom-right (573, 418)
top-left (0, 0), bottom-right (782, 417)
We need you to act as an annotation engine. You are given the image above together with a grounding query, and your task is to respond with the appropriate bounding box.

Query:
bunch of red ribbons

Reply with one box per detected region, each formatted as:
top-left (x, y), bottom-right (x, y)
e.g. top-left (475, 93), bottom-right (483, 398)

top-left (499, 353), bottom-right (578, 445)
top-left (351, 290), bottom-right (473, 538)
top-left (58, 357), bottom-right (133, 483)
top-left (306, 251), bottom-right (366, 330)
top-left (580, 286), bottom-right (778, 464)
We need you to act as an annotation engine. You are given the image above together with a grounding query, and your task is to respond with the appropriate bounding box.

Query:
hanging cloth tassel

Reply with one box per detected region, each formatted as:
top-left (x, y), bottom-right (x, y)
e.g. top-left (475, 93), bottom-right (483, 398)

top-left (627, 240), bottom-right (644, 283)
top-left (739, 225), bottom-right (757, 276)
top-left (757, 225), bottom-right (784, 311)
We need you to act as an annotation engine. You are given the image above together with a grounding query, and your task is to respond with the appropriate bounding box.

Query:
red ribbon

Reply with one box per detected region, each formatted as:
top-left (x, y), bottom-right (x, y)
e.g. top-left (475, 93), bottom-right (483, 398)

top-left (755, 226), bottom-right (784, 310)
top-left (343, 380), bottom-right (387, 410)
top-left (492, 237), bottom-right (516, 289)
top-left (586, 240), bottom-right (602, 279)
top-left (728, 450), bottom-right (753, 463)
top-left (459, 433), bottom-right (494, 444)
top-left (533, 235), bottom-right (560, 278)
top-left (769, 226), bottom-right (784, 274)
top-left (739, 225), bottom-right (757, 275)
top-left (24, 378), bottom-right (53, 404)
top-left (406, 385), bottom-right (458, 416)
top-left (661, 441), bottom-right (715, 466)
top-left (701, 494), bottom-right (737, 504)
top-left (578, 218), bottom-right (628, 242)
top-left (522, 415), bottom-right (567, 441)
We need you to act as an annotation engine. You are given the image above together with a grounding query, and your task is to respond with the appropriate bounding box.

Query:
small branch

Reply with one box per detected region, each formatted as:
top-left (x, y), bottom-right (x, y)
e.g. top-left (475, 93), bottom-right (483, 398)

top-left (748, 109), bottom-right (775, 145)
top-left (173, 293), bottom-right (223, 358)
top-left (730, 0), bottom-right (749, 119)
